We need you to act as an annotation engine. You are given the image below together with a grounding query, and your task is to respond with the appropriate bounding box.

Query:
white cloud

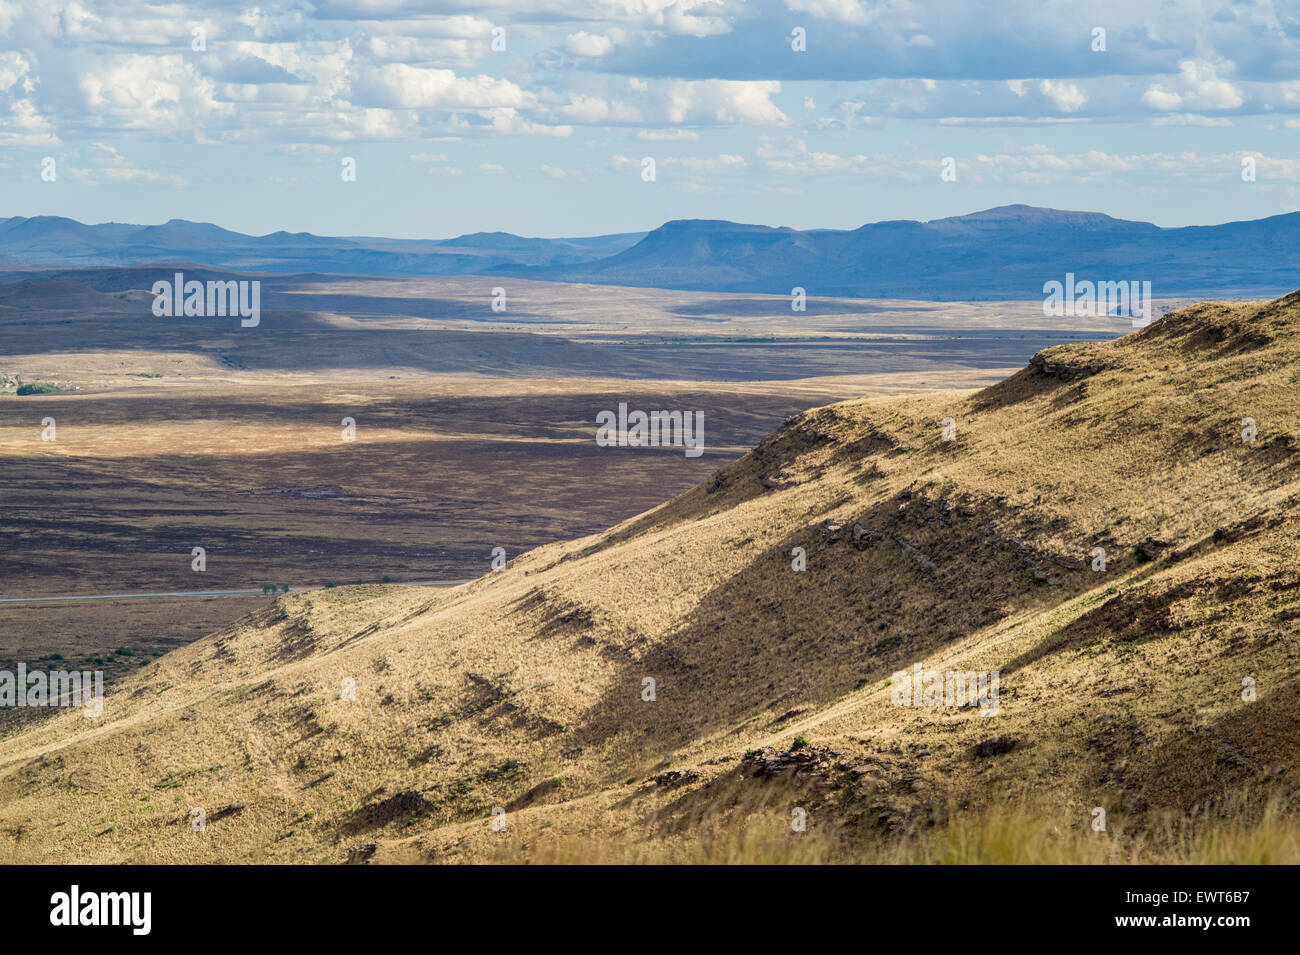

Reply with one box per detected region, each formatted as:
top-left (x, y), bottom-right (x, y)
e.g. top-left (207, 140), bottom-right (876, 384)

top-left (661, 79), bottom-right (786, 125)
top-left (0, 0), bottom-right (1294, 175)
top-left (1142, 59), bottom-right (1243, 112)
top-left (784, 0), bottom-right (872, 27)
top-left (565, 32), bottom-right (614, 57)
top-left (353, 66), bottom-right (532, 109)
top-left (1039, 79), bottom-right (1088, 113)
top-left (635, 127), bottom-right (699, 141)
top-left (63, 141), bottom-right (185, 186)
top-left (552, 92), bottom-right (643, 124)
top-left (450, 108), bottom-right (573, 137)
top-left (611, 152), bottom-right (747, 175)
top-left (540, 162), bottom-right (587, 180)
top-left (1149, 113), bottom-right (1233, 127)
top-left (816, 99), bottom-right (884, 130)
top-left (77, 54), bottom-right (231, 132)
top-left (757, 136), bottom-right (869, 175)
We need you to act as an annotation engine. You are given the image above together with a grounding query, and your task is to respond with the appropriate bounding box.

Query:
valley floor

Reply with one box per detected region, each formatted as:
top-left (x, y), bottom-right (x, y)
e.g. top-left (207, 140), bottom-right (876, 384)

top-left (3, 293), bottom-right (1298, 863)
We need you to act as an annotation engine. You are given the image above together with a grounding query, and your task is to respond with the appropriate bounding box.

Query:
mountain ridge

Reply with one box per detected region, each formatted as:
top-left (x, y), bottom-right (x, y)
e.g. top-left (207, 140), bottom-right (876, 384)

top-left (3, 290), bottom-right (1300, 862)
top-left (1, 205), bottom-right (1296, 300)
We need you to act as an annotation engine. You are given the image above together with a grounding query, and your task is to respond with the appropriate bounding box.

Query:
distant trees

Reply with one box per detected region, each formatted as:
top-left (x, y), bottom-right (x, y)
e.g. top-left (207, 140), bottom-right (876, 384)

top-left (17, 381), bottom-right (66, 395)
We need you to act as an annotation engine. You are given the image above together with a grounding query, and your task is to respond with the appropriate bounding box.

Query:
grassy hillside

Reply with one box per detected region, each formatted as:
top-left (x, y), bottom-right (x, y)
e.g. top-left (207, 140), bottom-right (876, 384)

top-left (4, 292), bottom-right (1300, 864)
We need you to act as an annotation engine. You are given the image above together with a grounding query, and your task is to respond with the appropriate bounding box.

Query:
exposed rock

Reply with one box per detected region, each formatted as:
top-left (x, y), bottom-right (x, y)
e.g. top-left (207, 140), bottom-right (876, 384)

top-left (1030, 352), bottom-right (1107, 380)
top-left (651, 769), bottom-right (701, 788)
top-left (891, 536), bottom-right (935, 571)
top-left (973, 735), bottom-right (1019, 758)
top-left (869, 799), bottom-right (910, 832)
top-left (852, 523), bottom-right (882, 550)
top-left (1023, 556), bottom-right (1062, 585)
top-left (741, 745), bottom-right (835, 778)
top-left (1134, 537), bottom-right (1170, 562)
top-left (820, 520), bottom-right (844, 543)
top-left (345, 843), bottom-right (378, 865)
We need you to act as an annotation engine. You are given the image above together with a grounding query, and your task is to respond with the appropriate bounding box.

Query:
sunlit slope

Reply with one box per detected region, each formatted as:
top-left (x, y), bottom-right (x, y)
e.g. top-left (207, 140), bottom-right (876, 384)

top-left (3, 292), bottom-right (1299, 863)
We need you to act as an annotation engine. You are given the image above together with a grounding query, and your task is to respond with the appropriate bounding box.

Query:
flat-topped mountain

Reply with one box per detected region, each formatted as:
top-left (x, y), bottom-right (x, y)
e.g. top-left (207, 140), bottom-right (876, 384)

top-left (2, 206), bottom-right (1296, 300)
top-left (534, 205), bottom-right (1299, 298)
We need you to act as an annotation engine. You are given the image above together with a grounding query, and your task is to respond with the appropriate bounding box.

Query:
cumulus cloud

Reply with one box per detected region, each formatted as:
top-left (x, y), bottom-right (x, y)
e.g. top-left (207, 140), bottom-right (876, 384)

top-left (0, 0), bottom-right (1296, 213)
top-left (77, 55), bottom-right (231, 133)
top-left (352, 66), bottom-right (533, 110)
top-left (564, 32), bottom-right (615, 57)
top-left (660, 80), bottom-right (787, 125)
top-left (784, 0), bottom-right (873, 27)
top-left (1142, 59), bottom-right (1244, 112)
top-left (1039, 80), bottom-right (1088, 113)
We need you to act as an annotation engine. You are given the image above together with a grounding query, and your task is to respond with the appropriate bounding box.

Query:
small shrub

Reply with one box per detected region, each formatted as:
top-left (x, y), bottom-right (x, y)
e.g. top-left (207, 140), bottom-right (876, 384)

top-left (17, 382), bottom-right (66, 395)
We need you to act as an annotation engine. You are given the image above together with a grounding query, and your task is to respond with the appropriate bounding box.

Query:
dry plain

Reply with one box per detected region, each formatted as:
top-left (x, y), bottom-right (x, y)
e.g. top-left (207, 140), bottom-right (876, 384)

top-left (0, 271), bottom-right (1129, 676)
top-left (1, 289), bottom-right (1297, 862)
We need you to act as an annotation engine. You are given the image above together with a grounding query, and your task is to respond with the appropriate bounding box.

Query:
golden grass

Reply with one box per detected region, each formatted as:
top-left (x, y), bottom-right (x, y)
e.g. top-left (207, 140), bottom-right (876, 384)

top-left (482, 794), bottom-right (1300, 865)
top-left (3, 292), bottom-right (1300, 864)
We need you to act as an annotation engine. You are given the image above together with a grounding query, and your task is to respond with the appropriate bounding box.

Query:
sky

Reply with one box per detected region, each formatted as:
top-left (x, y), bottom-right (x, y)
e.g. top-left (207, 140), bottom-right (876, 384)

top-left (1, 0), bottom-right (1298, 239)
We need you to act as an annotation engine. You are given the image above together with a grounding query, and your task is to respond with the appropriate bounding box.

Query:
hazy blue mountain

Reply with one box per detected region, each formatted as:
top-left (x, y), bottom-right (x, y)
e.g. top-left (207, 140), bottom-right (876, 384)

top-left (0, 205), bottom-right (1295, 299)
top-left (520, 204), bottom-right (1299, 299)
top-left (0, 216), bottom-right (645, 274)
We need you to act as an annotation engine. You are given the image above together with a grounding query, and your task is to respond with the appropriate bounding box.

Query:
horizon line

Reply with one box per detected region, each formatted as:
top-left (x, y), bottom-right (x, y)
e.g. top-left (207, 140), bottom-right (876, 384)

top-left (4, 202), bottom-right (1295, 245)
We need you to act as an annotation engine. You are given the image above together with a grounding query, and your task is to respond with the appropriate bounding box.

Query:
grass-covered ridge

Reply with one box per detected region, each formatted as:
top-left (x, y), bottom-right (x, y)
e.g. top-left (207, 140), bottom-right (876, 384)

top-left (3, 292), bottom-right (1300, 863)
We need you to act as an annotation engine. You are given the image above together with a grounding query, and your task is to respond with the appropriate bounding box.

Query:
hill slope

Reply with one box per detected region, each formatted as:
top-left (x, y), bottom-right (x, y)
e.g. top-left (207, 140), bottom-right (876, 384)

top-left (4, 292), bottom-right (1300, 863)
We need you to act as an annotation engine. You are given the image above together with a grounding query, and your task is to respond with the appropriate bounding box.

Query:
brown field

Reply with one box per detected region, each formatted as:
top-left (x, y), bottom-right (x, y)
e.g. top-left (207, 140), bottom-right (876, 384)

top-left (1, 287), bottom-right (1296, 863)
top-left (0, 272), bottom-right (1127, 679)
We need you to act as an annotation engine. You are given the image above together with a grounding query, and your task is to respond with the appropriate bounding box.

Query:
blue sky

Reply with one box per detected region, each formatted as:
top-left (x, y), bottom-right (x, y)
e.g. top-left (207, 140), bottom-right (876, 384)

top-left (1, 0), bottom-right (1298, 238)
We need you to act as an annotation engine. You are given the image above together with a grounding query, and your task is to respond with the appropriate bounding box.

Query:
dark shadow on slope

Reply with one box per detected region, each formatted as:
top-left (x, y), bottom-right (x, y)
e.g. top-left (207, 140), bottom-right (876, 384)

top-left (1116, 675), bottom-right (1300, 815)
top-left (561, 481), bottom-right (1114, 783)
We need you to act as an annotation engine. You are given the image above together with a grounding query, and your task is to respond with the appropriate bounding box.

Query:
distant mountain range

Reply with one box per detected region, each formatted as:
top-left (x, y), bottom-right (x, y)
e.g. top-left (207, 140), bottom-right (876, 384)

top-left (0, 216), bottom-right (646, 275)
top-left (1, 204), bottom-right (1296, 299)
